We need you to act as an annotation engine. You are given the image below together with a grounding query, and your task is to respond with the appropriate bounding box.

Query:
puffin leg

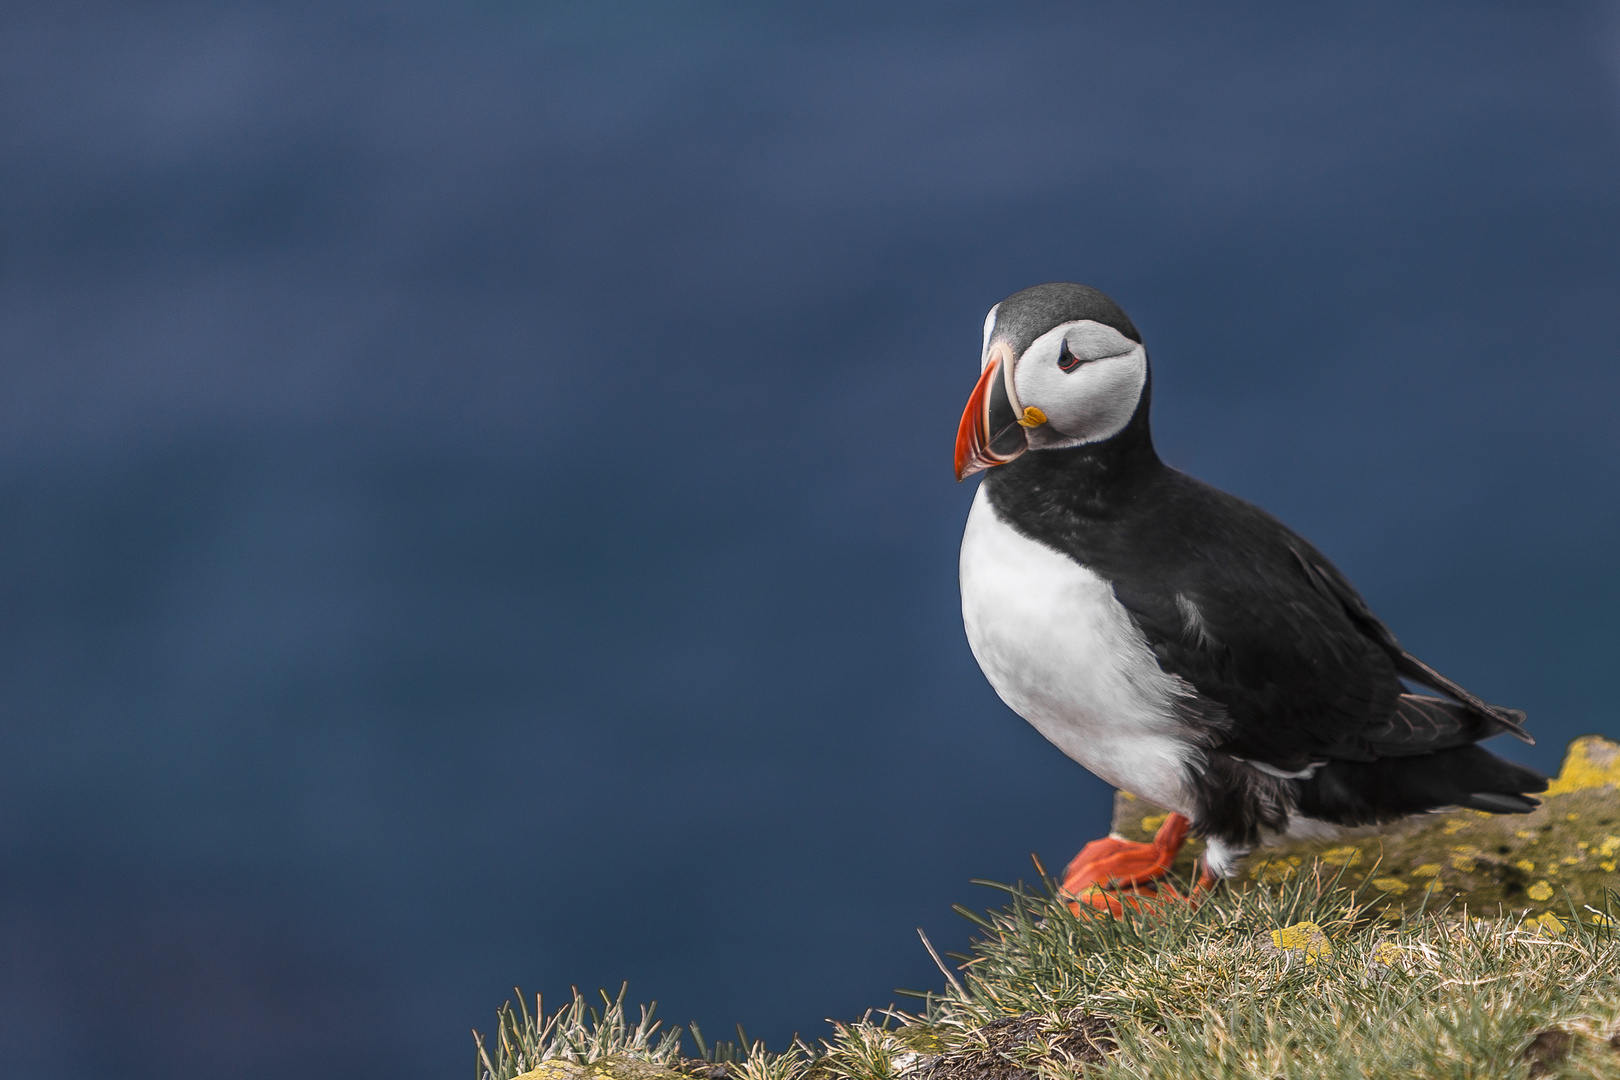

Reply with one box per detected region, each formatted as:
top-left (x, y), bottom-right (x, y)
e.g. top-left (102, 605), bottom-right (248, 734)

top-left (1060, 812), bottom-right (1215, 916)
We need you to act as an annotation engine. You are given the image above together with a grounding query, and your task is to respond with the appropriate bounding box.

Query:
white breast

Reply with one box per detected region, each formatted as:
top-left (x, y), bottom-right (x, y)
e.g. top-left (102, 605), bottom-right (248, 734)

top-left (959, 486), bottom-right (1197, 814)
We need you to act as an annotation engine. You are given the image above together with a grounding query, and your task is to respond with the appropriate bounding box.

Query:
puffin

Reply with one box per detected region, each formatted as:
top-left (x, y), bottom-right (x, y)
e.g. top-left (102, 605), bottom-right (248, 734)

top-left (954, 282), bottom-right (1547, 914)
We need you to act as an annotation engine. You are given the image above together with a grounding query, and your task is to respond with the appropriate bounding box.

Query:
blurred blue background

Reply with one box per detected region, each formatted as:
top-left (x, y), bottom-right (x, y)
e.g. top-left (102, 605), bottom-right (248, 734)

top-left (1, 3), bottom-right (1617, 1077)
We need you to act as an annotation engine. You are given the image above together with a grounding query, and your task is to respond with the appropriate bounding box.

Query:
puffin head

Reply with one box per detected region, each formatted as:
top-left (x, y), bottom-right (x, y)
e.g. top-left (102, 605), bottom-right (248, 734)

top-left (954, 283), bottom-right (1148, 480)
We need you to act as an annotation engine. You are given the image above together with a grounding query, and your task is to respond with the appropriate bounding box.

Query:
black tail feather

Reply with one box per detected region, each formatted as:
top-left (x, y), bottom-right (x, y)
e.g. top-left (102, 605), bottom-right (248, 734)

top-left (1461, 791), bottom-right (1540, 814)
top-left (1328, 694), bottom-right (1525, 760)
top-left (1392, 652), bottom-right (1534, 745)
top-left (1283, 543), bottom-right (1534, 746)
top-left (1294, 744), bottom-right (1548, 828)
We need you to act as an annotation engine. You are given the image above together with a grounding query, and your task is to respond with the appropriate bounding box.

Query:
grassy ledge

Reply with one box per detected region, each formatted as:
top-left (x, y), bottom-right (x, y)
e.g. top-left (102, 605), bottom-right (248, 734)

top-left (474, 866), bottom-right (1620, 1080)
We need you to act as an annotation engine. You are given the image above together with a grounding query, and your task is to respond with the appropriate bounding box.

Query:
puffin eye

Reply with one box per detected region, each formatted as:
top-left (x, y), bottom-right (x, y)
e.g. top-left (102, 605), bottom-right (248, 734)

top-left (1057, 338), bottom-right (1092, 373)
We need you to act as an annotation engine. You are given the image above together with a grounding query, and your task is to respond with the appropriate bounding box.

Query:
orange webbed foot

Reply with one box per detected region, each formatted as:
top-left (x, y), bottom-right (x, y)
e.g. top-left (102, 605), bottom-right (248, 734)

top-left (1059, 812), bottom-right (1216, 917)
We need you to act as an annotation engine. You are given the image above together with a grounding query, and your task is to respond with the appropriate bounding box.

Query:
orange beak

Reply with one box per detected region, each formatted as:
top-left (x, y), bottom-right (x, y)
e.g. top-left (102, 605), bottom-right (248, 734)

top-left (954, 355), bottom-right (1029, 480)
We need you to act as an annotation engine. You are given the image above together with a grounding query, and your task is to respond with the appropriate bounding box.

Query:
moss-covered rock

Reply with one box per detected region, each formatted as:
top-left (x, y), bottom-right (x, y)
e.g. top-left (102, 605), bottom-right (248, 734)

top-left (1108, 735), bottom-right (1620, 923)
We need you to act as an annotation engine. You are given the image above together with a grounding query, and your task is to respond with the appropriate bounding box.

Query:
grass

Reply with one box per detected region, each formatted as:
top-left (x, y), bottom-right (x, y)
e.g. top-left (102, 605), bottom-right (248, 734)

top-left (474, 984), bottom-right (684, 1079)
top-left (475, 866), bottom-right (1620, 1080)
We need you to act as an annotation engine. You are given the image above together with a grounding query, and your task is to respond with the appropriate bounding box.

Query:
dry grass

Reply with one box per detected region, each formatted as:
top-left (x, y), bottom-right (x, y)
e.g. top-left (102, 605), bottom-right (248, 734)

top-left (476, 868), bottom-right (1620, 1080)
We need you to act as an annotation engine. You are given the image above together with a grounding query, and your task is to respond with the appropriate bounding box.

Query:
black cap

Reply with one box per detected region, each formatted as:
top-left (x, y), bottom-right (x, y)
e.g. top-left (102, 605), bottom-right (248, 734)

top-left (991, 283), bottom-right (1141, 358)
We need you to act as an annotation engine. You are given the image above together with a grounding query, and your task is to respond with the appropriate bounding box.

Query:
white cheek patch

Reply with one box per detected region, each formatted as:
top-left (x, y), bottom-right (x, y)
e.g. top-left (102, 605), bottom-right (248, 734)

top-left (1035, 353), bottom-right (1146, 443)
top-left (1012, 320), bottom-right (1147, 445)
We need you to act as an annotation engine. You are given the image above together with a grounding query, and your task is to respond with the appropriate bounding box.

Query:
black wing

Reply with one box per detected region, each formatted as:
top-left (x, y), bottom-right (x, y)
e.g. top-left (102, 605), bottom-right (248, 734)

top-left (1099, 473), bottom-right (1528, 774)
top-left (1285, 540), bottom-right (1531, 744)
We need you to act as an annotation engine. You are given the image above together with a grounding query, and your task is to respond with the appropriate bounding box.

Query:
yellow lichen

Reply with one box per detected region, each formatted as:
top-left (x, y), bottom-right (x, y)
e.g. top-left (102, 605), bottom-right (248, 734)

top-left (514, 1061), bottom-right (681, 1080)
top-left (1251, 854), bottom-right (1303, 883)
top-left (1598, 836), bottom-right (1619, 857)
top-left (1369, 940), bottom-right (1402, 965)
top-left (1140, 813), bottom-right (1167, 834)
top-left (1535, 912), bottom-right (1566, 935)
top-left (1320, 846), bottom-right (1363, 868)
top-left (1370, 877), bottom-right (1409, 895)
top-left (1442, 819), bottom-right (1471, 835)
top-left (1412, 864), bottom-right (1441, 878)
top-left (1271, 921), bottom-right (1332, 963)
top-left (515, 1063), bottom-right (586, 1080)
top-left (1450, 852), bottom-right (1477, 873)
top-left (1527, 881), bottom-right (1555, 902)
top-left (1562, 855), bottom-right (1581, 865)
top-left (1601, 861), bottom-right (1617, 873)
top-left (1515, 860), bottom-right (1536, 874)
top-left (1543, 736), bottom-right (1620, 795)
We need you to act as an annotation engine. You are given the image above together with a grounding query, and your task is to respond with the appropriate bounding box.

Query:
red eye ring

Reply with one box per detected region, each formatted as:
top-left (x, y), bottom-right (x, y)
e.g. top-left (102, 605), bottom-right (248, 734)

top-left (1057, 338), bottom-right (1090, 373)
